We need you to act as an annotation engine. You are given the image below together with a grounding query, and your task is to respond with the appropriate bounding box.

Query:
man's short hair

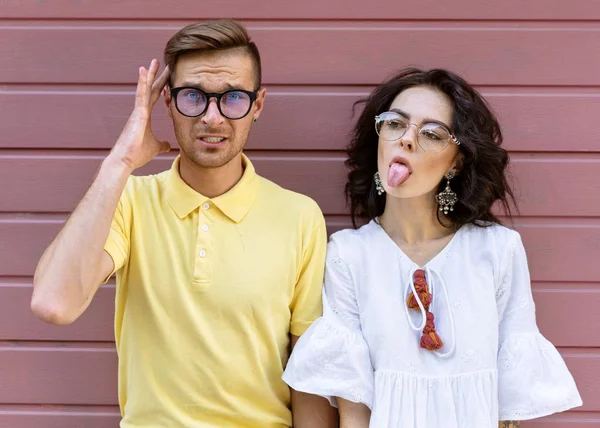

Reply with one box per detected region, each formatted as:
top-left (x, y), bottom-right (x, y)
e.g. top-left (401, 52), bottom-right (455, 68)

top-left (164, 19), bottom-right (262, 89)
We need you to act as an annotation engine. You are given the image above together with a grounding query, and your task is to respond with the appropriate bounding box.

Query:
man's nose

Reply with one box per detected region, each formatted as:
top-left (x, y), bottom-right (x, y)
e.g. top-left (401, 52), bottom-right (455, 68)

top-left (201, 98), bottom-right (224, 125)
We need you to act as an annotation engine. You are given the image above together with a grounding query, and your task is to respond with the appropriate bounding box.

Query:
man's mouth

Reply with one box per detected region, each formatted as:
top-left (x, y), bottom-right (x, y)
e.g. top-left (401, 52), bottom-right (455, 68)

top-left (200, 137), bottom-right (225, 144)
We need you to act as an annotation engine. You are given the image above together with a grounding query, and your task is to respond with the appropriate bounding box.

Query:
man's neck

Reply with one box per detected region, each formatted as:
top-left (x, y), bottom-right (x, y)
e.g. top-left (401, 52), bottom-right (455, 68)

top-left (178, 152), bottom-right (245, 198)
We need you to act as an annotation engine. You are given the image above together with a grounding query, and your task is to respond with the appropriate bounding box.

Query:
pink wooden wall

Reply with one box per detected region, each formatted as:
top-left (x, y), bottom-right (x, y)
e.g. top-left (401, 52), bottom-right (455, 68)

top-left (1, 1), bottom-right (599, 426)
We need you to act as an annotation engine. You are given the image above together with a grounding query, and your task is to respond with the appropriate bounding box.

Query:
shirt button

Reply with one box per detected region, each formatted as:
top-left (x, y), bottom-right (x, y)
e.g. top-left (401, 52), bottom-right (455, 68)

top-left (202, 203), bottom-right (210, 210)
top-left (202, 224), bottom-right (209, 231)
top-left (199, 250), bottom-right (206, 257)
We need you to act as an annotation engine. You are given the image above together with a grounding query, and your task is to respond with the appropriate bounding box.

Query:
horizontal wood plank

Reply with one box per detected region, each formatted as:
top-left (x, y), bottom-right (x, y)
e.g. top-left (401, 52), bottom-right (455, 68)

top-left (0, 404), bottom-right (595, 428)
top-left (0, 345), bottom-right (594, 409)
top-left (4, 0), bottom-right (600, 20)
top-left (533, 289), bottom-right (600, 347)
top-left (0, 406), bottom-right (594, 428)
top-left (1, 217), bottom-right (598, 280)
top-left (2, 26), bottom-right (600, 86)
top-left (524, 413), bottom-right (600, 427)
top-left (0, 405), bottom-right (120, 428)
top-left (1, 154), bottom-right (599, 217)
top-left (2, 283), bottom-right (599, 347)
top-left (2, 91), bottom-right (599, 152)
top-left (0, 283), bottom-right (115, 342)
top-left (0, 345), bottom-right (117, 405)
top-left (1, 154), bottom-right (346, 214)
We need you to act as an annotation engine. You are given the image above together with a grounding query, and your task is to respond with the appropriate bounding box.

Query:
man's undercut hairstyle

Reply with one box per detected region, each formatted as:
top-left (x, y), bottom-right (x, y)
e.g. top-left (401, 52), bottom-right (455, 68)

top-left (164, 19), bottom-right (262, 89)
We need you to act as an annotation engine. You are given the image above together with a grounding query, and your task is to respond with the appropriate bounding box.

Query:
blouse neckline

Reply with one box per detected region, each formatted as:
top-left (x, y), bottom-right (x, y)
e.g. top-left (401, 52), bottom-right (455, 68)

top-left (370, 218), bottom-right (468, 271)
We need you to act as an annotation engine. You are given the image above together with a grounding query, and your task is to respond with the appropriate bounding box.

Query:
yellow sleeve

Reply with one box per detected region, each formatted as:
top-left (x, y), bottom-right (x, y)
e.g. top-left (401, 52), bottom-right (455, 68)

top-left (289, 206), bottom-right (328, 336)
top-left (102, 182), bottom-right (132, 283)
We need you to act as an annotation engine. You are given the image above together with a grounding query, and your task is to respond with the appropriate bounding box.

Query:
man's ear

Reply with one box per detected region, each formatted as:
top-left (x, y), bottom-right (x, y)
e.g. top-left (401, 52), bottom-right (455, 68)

top-left (164, 87), bottom-right (172, 119)
top-left (252, 87), bottom-right (267, 121)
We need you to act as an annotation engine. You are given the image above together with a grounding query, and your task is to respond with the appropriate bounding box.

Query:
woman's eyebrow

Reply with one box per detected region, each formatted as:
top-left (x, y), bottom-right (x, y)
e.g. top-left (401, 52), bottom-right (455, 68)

top-left (389, 108), bottom-right (451, 129)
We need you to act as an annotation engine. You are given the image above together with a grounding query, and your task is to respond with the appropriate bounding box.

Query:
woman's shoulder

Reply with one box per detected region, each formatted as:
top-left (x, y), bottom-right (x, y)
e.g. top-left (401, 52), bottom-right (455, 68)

top-left (328, 220), bottom-right (381, 258)
top-left (463, 221), bottom-right (520, 243)
top-left (330, 219), bottom-right (380, 243)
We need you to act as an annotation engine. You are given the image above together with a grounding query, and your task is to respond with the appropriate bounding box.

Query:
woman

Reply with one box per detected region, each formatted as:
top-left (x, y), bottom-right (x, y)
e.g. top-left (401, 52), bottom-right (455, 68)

top-left (282, 68), bottom-right (582, 427)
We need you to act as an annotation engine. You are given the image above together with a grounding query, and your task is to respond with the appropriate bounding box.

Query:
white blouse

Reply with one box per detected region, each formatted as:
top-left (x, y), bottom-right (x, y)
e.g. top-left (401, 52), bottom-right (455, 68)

top-left (283, 220), bottom-right (582, 428)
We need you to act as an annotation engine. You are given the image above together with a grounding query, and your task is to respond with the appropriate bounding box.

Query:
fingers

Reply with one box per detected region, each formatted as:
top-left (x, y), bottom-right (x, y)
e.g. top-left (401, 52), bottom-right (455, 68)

top-left (146, 59), bottom-right (159, 92)
top-left (145, 59), bottom-right (160, 108)
top-left (134, 66), bottom-right (148, 108)
top-left (150, 65), bottom-right (171, 106)
top-left (135, 59), bottom-right (162, 109)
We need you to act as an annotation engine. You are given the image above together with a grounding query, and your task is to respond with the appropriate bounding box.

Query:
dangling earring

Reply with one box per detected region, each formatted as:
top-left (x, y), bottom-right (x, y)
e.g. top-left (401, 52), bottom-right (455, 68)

top-left (374, 172), bottom-right (385, 195)
top-left (435, 172), bottom-right (458, 215)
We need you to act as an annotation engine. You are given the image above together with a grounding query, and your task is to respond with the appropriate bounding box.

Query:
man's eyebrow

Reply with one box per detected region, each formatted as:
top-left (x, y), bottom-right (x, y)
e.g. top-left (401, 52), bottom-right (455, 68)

top-left (177, 82), bottom-right (238, 91)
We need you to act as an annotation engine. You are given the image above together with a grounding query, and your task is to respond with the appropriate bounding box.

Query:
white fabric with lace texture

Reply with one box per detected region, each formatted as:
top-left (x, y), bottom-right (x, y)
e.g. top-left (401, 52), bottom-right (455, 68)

top-left (282, 221), bottom-right (582, 428)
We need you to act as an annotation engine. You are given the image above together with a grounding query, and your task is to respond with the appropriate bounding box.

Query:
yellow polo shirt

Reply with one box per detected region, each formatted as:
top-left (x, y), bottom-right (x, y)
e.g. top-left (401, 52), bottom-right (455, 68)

top-left (103, 154), bottom-right (327, 428)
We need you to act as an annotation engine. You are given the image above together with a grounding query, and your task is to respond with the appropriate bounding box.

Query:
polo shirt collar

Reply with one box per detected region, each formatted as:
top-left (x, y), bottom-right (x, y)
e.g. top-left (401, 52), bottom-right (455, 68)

top-left (167, 154), bottom-right (259, 223)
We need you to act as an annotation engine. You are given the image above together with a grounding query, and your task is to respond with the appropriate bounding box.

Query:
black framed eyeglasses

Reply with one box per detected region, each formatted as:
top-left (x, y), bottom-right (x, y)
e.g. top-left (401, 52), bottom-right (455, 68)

top-left (170, 87), bottom-right (258, 120)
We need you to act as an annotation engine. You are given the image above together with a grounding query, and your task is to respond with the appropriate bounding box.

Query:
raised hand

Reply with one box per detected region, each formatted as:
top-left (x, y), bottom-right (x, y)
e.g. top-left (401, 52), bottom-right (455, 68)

top-left (110, 59), bottom-right (171, 171)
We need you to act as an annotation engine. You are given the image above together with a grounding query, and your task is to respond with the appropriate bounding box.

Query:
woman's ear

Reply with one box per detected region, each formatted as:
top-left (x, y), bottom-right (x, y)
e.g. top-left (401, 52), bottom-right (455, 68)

top-left (450, 152), bottom-right (465, 176)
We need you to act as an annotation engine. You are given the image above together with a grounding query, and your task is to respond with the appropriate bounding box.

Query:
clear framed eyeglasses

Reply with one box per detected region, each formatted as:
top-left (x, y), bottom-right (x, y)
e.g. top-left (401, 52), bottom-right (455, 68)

top-left (374, 111), bottom-right (461, 153)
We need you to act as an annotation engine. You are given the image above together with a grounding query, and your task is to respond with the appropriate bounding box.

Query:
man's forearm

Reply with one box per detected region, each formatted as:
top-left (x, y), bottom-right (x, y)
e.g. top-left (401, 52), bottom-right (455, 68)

top-left (31, 155), bottom-right (131, 324)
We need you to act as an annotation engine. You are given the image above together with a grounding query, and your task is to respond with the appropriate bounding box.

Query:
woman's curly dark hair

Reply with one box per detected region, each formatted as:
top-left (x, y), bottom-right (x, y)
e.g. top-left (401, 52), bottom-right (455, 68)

top-left (346, 68), bottom-right (517, 228)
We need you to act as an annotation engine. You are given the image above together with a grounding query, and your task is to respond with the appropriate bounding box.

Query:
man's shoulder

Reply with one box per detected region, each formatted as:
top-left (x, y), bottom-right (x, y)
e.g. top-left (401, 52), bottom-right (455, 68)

top-left (123, 169), bottom-right (170, 196)
top-left (257, 175), bottom-right (324, 220)
top-left (116, 169), bottom-right (170, 214)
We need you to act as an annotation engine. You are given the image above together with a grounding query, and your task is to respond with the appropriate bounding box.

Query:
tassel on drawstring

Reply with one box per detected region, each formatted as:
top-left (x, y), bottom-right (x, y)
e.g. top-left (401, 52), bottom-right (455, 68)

top-left (407, 269), bottom-right (432, 310)
top-left (420, 312), bottom-right (444, 350)
top-left (407, 269), bottom-right (443, 351)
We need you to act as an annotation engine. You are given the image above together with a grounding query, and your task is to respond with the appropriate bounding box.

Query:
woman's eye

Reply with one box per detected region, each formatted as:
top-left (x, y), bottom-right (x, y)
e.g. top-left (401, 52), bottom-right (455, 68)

top-left (387, 120), bottom-right (405, 129)
top-left (422, 131), bottom-right (442, 140)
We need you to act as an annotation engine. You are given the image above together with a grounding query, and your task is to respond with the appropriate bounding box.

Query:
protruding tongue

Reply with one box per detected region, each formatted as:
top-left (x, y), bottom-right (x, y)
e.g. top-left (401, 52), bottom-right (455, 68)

top-left (387, 162), bottom-right (410, 187)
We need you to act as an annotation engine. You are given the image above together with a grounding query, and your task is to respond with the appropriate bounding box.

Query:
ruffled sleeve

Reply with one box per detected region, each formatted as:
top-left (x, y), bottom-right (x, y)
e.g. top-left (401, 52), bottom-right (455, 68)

top-left (496, 231), bottom-right (583, 420)
top-left (282, 234), bottom-right (374, 409)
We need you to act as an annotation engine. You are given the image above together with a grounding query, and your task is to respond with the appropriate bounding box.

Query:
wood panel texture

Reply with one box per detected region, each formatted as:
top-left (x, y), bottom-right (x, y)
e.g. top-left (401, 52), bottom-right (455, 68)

top-left (0, 2), bottom-right (597, 425)
top-left (1, 154), bottom-right (599, 217)
top-left (2, 90), bottom-right (600, 152)
top-left (2, 25), bottom-right (600, 86)
top-left (4, 0), bottom-right (600, 20)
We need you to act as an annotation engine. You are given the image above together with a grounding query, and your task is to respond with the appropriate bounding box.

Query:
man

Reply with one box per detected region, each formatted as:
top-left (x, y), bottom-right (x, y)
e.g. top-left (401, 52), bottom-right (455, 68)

top-left (31, 19), bottom-right (337, 428)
